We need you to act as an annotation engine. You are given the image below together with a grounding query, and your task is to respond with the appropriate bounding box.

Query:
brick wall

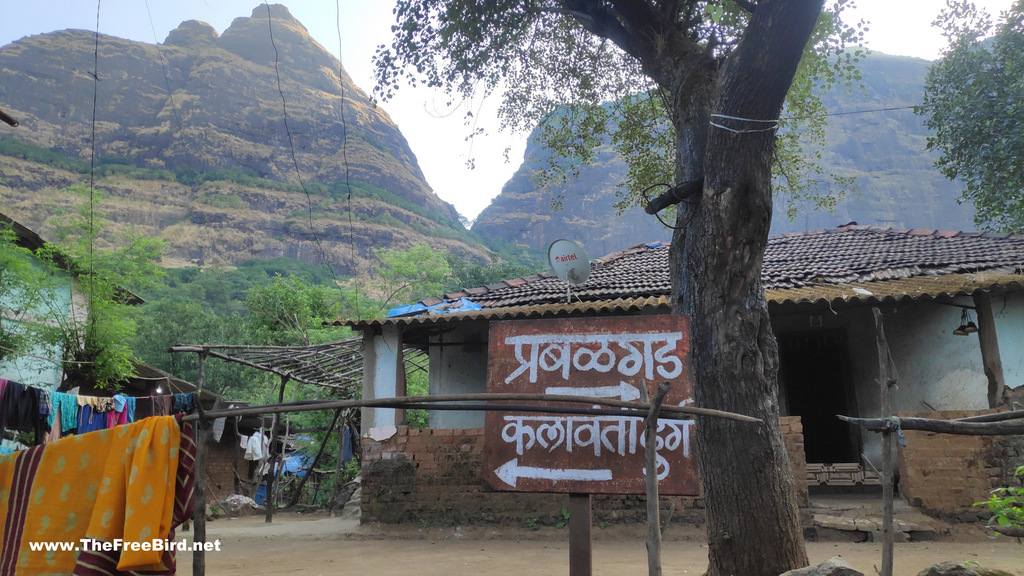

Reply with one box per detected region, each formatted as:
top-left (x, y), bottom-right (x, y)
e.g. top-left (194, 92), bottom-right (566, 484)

top-left (203, 429), bottom-right (240, 502)
top-left (898, 409), bottom-right (1021, 522)
top-left (779, 416), bottom-right (809, 507)
top-left (361, 418), bottom-right (808, 525)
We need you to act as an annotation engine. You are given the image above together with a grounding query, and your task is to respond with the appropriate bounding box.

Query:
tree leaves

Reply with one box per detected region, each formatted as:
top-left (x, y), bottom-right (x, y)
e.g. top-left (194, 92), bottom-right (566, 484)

top-left (920, 1), bottom-right (1024, 232)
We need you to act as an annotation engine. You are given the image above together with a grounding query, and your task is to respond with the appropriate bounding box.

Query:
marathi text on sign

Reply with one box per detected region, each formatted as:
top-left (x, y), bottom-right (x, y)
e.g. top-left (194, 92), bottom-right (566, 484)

top-left (483, 316), bottom-right (698, 495)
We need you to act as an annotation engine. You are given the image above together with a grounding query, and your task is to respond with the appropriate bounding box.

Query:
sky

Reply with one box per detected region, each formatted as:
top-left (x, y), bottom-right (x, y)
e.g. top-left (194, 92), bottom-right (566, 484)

top-left (0, 0), bottom-right (1017, 222)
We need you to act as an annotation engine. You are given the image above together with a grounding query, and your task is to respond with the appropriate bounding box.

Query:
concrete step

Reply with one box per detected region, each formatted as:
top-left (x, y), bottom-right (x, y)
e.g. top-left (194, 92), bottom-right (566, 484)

top-left (807, 513), bottom-right (939, 543)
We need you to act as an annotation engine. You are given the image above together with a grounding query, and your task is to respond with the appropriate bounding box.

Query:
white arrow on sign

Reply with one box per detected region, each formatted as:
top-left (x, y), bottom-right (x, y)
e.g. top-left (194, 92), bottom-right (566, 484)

top-left (494, 458), bottom-right (613, 488)
top-left (544, 381), bottom-right (641, 402)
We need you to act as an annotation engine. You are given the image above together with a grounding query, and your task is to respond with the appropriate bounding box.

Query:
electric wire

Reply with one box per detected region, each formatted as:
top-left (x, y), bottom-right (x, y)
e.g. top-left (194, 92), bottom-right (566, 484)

top-left (335, 0), bottom-right (361, 319)
top-left (262, 2), bottom-right (338, 287)
top-left (143, 0), bottom-right (191, 167)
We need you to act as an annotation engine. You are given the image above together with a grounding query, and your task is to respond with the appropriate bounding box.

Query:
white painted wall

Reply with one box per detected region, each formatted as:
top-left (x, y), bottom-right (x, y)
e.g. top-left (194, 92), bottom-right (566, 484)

top-left (360, 324), bottom-right (403, 438)
top-left (991, 291), bottom-right (1024, 391)
top-left (428, 321), bottom-right (488, 429)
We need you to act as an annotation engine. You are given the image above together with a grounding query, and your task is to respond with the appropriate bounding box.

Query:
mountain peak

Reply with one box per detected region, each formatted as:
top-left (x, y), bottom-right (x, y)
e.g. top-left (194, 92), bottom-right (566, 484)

top-left (164, 20), bottom-right (218, 47)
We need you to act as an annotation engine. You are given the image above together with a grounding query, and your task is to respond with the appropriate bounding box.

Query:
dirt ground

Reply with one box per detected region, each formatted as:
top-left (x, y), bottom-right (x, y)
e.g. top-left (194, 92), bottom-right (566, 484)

top-left (175, 511), bottom-right (1024, 576)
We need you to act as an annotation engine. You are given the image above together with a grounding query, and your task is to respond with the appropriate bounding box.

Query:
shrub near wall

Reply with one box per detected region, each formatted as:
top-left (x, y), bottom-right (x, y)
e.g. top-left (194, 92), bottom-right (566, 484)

top-left (361, 417), bottom-right (808, 526)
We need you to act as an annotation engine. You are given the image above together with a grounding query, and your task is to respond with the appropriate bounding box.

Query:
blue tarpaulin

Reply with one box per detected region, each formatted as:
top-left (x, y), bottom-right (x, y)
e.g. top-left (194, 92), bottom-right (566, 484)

top-left (387, 297), bottom-right (482, 318)
top-left (273, 452), bottom-right (312, 477)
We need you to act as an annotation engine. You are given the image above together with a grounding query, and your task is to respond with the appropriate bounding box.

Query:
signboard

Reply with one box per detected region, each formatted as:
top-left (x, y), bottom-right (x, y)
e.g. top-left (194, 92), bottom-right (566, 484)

top-left (483, 316), bottom-right (698, 495)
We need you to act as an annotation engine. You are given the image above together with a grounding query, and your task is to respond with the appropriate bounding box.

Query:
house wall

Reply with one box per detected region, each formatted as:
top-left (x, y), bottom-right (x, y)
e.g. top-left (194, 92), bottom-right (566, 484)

top-left (771, 298), bottom-right (1000, 466)
top-left (427, 321), bottom-right (488, 429)
top-left (991, 291), bottom-right (1024, 392)
top-left (0, 266), bottom-right (72, 390)
top-left (898, 409), bottom-right (1024, 521)
top-left (360, 417), bottom-right (808, 525)
top-left (205, 430), bottom-right (241, 502)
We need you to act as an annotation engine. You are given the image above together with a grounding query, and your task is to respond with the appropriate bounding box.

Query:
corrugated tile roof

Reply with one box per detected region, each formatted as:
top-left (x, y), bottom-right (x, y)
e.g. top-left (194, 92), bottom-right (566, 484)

top-left (346, 225), bottom-right (1024, 327)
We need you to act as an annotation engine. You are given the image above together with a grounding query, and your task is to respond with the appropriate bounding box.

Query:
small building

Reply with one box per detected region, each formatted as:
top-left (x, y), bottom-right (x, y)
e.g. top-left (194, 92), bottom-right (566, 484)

top-left (348, 224), bottom-right (1024, 524)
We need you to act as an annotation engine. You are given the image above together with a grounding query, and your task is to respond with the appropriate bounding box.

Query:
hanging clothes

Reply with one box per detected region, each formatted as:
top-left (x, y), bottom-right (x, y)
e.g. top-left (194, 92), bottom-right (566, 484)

top-left (0, 416), bottom-right (196, 574)
top-left (151, 395), bottom-right (172, 417)
top-left (172, 392), bottom-right (196, 414)
top-left (125, 396), bottom-right (136, 423)
top-left (48, 391), bottom-right (79, 433)
top-left (212, 417), bottom-right (226, 442)
top-left (106, 394), bottom-right (130, 428)
top-left (0, 381), bottom-right (45, 445)
top-left (77, 405), bottom-right (107, 434)
top-left (244, 430), bottom-right (267, 461)
top-left (45, 404), bottom-right (63, 444)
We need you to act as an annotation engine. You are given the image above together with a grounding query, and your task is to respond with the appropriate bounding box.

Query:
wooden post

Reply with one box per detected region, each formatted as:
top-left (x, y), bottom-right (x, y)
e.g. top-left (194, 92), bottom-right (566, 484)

top-left (265, 375), bottom-right (288, 523)
top-left (568, 494), bottom-right (592, 576)
top-left (644, 382), bottom-right (671, 576)
top-left (192, 351), bottom-right (208, 576)
top-left (330, 418), bottom-right (346, 514)
top-left (232, 415), bottom-right (240, 494)
top-left (873, 308), bottom-right (898, 576)
top-left (973, 292), bottom-right (1007, 408)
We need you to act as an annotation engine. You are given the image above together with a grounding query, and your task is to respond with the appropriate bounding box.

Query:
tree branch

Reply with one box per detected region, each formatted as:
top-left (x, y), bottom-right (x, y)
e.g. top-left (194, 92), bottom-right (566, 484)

top-left (645, 176), bottom-right (704, 214)
top-left (838, 414), bottom-right (1024, 435)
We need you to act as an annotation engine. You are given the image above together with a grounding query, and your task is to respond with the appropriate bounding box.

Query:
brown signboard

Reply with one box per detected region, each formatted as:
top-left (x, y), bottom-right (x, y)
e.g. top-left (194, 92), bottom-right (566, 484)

top-left (482, 315), bottom-right (698, 495)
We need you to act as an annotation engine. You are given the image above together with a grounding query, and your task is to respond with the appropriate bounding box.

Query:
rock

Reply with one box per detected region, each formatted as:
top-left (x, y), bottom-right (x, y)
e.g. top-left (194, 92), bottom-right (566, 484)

top-left (780, 557), bottom-right (863, 576)
top-left (916, 562), bottom-right (979, 576)
top-left (973, 570), bottom-right (1017, 576)
top-left (339, 485), bottom-right (361, 522)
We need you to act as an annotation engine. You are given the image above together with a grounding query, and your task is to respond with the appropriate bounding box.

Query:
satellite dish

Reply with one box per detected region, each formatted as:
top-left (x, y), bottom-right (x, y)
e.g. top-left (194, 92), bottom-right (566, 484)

top-left (548, 239), bottom-right (591, 286)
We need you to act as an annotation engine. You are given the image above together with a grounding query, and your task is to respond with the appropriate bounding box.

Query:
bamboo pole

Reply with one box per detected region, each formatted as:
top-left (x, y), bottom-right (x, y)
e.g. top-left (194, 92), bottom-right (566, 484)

top-left (330, 417), bottom-right (346, 514)
top-left (182, 393), bottom-right (759, 423)
top-left (265, 375), bottom-right (288, 523)
top-left (644, 381), bottom-right (670, 576)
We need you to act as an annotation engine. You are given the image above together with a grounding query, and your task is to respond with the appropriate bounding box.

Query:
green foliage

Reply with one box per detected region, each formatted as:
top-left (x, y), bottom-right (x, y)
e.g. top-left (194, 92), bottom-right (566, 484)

top-left (974, 465), bottom-right (1024, 534)
top-left (371, 244), bottom-right (451, 312)
top-left (404, 366), bottom-right (429, 429)
top-left (3, 186), bottom-right (165, 389)
top-left (443, 252), bottom-right (539, 294)
top-left (244, 275), bottom-right (348, 346)
top-left (775, 2), bottom-right (866, 220)
top-left (39, 186), bottom-right (165, 389)
top-left (0, 138), bottom-right (173, 182)
top-left (0, 225), bottom-right (54, 362)
top-left (919, 1), bottom-right (1024, 232)
top-left (129, 299), bottom-right (254, 399)
top-left (145, 258), bottom-right (339, 317)
top-left (556, 506), bottom-right (569, 529)
top-left (0, 138), bottom-right (88, 173)
top-left (202, 193), bottom-right (246, 210)
top-left (374, 0), bottom-right (865, 217)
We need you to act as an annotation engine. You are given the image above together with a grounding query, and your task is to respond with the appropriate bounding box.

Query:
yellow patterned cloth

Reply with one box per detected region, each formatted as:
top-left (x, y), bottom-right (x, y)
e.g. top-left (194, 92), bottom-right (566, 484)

top-left (0, 416), bottom-right (187, 575)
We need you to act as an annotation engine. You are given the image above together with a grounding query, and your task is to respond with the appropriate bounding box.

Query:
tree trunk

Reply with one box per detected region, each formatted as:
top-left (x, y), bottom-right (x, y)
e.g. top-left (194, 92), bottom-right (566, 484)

top-left (669, 2), bottom-right (822, 575)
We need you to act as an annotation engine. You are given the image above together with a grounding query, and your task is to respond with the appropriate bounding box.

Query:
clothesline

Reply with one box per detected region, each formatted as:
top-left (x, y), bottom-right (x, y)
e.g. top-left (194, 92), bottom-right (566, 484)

top-left (0, 377), bottom-right (198, 452)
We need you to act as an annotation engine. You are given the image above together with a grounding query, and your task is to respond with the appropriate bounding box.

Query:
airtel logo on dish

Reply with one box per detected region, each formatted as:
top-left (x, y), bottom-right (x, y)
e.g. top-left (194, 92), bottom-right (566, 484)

top-left (554, 254), bottom-right (578, 263)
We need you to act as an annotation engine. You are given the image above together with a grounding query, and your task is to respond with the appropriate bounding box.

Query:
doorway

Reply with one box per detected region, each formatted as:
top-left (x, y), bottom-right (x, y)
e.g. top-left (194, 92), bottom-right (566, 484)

top-left (777, 329), bottom-right (859, 464)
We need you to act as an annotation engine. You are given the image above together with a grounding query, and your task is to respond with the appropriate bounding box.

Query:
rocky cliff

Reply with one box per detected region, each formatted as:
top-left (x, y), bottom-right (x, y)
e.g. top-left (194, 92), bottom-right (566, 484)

top-left (473, 52), bottom-right (976, 258)
top-left (0, 4), bottom-right (486, 274)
